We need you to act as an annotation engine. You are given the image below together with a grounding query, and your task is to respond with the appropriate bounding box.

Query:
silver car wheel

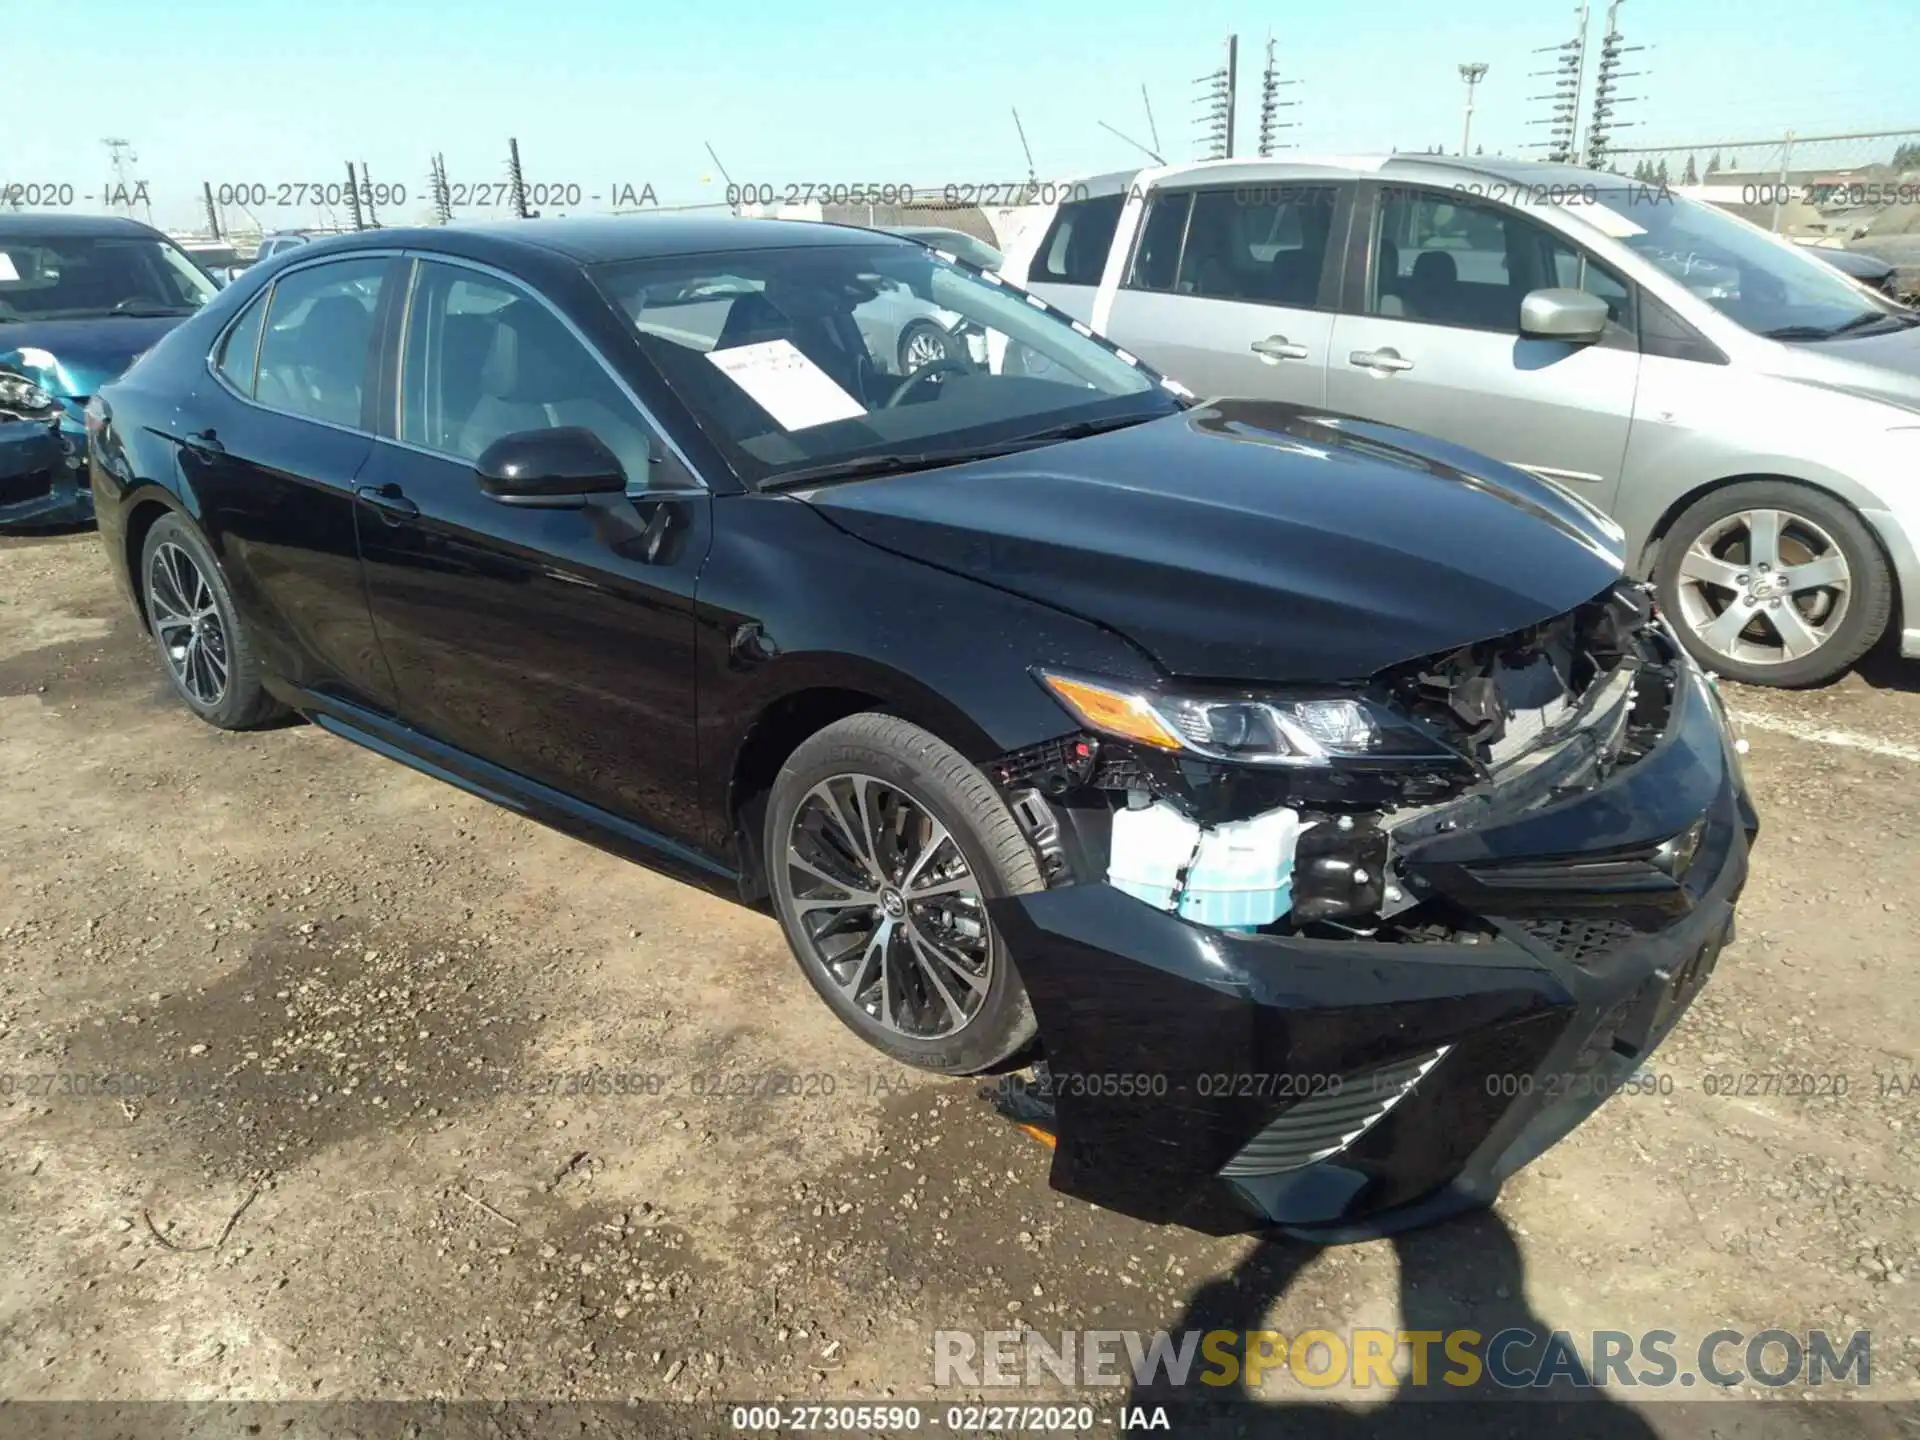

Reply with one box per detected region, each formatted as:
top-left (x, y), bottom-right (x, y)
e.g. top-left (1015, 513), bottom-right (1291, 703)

top-left (146, 541), bottom-right (231, 706)
top-left (783, 772), bottom-right (992, 1040)
top-left (1673, 507), bottom-right (1852, 668)
top-left (900, 326), bottom-right (949, 375)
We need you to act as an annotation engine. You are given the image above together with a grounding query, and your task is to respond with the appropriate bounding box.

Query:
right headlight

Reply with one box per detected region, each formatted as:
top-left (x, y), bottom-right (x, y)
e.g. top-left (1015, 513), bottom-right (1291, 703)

top-left (1036, 669), bottom-right (1458, 768)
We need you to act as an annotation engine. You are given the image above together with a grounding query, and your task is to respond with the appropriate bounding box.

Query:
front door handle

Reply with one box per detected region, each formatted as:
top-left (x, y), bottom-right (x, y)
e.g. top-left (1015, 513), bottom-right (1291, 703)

top-left (1250, 335), bottom-right (1310, 362)
top-left (355, 482), bottom-right (419, 521)
top-left (182, 428), bottom-right (225, 458)
top-left (1349, 348), bottom-right (1415, 373)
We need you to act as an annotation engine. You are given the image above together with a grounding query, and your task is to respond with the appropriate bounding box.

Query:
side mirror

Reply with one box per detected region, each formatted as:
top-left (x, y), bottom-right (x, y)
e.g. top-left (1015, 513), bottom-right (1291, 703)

top-left (474, 427), bottom-right (628, 508)
top-left (1520, 287), bottom-right (1611, 343)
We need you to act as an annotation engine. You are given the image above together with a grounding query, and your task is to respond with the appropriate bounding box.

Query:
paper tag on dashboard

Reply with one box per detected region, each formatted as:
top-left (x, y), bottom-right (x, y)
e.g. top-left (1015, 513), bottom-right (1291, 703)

top-left (706, 339), bottom-right (865, 431)
top-left (0, 252), bottom-right (19, 282)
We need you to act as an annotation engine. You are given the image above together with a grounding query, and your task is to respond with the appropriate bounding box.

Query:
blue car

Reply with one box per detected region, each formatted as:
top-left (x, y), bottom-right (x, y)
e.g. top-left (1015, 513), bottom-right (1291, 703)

top-left (0, 214), bottom-right (219, 526)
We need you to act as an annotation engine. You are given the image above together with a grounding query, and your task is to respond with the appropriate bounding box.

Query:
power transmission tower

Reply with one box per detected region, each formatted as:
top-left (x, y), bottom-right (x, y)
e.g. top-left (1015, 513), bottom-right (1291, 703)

top-left (102, 138), bottom-right (151, 221)
top-left (507, 138), bottom-right (533, 220)
top-left (430, 153), bottom-right (453, 224)
top-left (1527, 4), bottom-right (1589, 164)
top-left (344, 162), bottom-right (366, 231)
top-left (1585, 0), bottom-right (1646, 171)
top-left (1257, 35), bottom-right (1302, 156)
top-left (1194, 34), bottom-right (1238, 160)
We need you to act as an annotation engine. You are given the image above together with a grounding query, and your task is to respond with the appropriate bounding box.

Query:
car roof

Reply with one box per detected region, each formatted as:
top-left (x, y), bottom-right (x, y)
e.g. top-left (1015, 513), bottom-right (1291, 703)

top-left (1069, 154), bottom-right (1637, 190)
top-left (0, 212), bottom-right (171, 241)
top-left (311, 215), bottom-right (915, 266)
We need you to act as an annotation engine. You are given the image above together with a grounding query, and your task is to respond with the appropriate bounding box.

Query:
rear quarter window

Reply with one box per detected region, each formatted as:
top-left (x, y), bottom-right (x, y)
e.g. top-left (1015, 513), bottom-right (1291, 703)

top-left (1030, 194), bottom-right (1125, 286)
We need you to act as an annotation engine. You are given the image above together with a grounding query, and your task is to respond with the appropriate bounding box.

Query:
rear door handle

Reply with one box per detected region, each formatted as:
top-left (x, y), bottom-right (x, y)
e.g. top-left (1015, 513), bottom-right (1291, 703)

top-left (182, 428), bottom-right (225, 457)
top-left (1250, 335), bottom-right (1310, 362)
top-left (1349, 348), bottom-right (1415, 373)
top-left (355, 482), bottom-right (419, 521)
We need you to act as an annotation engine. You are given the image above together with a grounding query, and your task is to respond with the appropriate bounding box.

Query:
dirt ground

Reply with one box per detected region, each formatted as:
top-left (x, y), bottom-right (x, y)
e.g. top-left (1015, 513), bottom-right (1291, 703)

top-left (1, 527), bottom-right (1916, 1436)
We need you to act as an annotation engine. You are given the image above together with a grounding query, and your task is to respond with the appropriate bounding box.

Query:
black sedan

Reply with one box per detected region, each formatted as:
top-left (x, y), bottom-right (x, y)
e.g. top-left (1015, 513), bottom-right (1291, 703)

top-left (88, 217), bottom-right (1757, 1239)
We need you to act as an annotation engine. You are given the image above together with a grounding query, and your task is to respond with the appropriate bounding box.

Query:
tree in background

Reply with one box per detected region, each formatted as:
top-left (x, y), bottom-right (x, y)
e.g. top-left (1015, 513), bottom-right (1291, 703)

top-left (1683, 154), bottom-right (1700, 184)
top-left (1894, 142), bottom-right (1920, 170)
top-left (1706, 153), bottom-right (1723, 176)
top-left (1655, 158), bottom-right (1671, 186)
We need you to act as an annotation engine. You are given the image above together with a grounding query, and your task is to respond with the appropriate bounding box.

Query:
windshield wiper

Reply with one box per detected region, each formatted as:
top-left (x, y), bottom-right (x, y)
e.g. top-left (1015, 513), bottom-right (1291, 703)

top-left (108, 305), bottom-right (199, 318)
top-left (765, 414), bottom-right (1159, 490)
top-left (763, 450), bottom-right (980, 489)
top-left (1766, 311), bottom-right (1915, 341)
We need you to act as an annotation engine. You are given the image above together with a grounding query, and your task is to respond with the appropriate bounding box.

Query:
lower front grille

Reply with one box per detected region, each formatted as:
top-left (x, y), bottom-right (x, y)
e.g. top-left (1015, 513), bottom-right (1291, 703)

top-left (1510, 915), bottom-right (1637, 970)
top-left (1220, 1046), bottom-right (1450, 1178)
top-left (0, 468), bottom-right (55, 507)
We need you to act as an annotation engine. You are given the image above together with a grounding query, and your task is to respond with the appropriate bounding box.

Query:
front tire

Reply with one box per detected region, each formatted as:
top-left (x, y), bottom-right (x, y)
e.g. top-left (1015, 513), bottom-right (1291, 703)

top-left (140, 513), bottom-right (283, 729)
top-left (764, 713), bottom-right (1042, 1075)
top-left (1653, 480), bottom-right (1890, 687)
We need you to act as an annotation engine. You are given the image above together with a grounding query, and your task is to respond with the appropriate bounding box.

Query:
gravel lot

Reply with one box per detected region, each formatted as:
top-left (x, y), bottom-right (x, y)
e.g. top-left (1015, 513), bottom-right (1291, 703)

top-left (1, 526), bottom-right (1916, 1435)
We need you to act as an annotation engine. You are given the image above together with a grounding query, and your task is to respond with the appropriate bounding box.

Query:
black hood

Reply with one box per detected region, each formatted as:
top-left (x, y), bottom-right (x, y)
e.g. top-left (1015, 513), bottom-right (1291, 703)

top-left (805, 400), bottom-right (1626, 683)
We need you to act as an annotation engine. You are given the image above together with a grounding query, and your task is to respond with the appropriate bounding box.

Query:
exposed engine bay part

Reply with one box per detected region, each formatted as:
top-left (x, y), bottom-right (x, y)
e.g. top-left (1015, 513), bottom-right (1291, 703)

top-left (987, 579), bottom-right (1694, 939)
top-left (1106, 799), bottom-right (1307, 930)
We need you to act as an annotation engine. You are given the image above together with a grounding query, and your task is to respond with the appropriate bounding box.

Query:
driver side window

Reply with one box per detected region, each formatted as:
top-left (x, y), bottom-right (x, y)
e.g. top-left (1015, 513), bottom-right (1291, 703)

top-left (399, 261), bottom-right (654, 483)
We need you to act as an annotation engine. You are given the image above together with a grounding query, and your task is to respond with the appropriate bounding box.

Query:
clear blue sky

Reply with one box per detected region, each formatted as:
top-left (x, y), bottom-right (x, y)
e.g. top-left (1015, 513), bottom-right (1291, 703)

top-left (9, 0), bottom-right (1917, 230)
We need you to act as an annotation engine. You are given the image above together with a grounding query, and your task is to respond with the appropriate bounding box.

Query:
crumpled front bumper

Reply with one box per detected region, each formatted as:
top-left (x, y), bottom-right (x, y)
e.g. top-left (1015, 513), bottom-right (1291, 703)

top-left (0, 418), bottom-right (92, 528)
top-left (991, 661), bottom-right (1756, 1241)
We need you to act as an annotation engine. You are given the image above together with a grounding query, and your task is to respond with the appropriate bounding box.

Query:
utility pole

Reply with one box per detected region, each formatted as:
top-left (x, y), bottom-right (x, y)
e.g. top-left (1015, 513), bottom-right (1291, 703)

top-left (1527, 4), bottom-right (1589, 164)
top-left (1458, 62), bottom-right (1489, 156)
top-left (1585, 0), bottom-right (1645, 170)
top-left (201, 182), bottom-right (222, 241)
top-left (1258, 35), bottom-right (1302, 157)
top-left (1195, 34), bottom-right (1238, 160)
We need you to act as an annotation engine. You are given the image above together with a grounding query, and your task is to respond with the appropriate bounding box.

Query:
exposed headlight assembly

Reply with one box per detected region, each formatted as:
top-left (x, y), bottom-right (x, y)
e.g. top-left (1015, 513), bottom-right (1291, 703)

top-left (1036, 669), bottom-right (1457, 768)
top-left (0, 370), bottom-right (56, 416)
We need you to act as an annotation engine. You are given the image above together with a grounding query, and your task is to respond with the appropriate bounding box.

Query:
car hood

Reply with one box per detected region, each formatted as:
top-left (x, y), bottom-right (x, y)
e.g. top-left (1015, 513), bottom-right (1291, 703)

top-left (0, 315), bottom-right (187, 403)
top-left (1771, 321), bottom-right (1920, 416)
top-left (803, 399), bottom-right (1627, 683)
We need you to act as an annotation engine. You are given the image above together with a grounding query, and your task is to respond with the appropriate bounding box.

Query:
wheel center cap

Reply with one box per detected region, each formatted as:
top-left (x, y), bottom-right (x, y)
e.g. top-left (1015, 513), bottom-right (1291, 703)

top-left (880, 889), bottom-right (906, 919)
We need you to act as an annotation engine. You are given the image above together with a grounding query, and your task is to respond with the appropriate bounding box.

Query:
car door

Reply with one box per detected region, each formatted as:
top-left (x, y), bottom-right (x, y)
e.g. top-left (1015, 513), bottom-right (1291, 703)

top-left (1101, 182), bottom-right (1349, 406)
top-left (1325, 184), bottom-right (1641, 510)
top-left (189, 251), bottom-right (402, 710)
top-left (351, 256), bottom-right (715, 862)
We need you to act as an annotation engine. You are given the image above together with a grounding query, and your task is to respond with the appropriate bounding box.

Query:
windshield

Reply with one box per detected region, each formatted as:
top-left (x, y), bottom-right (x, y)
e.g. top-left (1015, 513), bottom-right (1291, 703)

top-left (595, 240), bottom-right (1180, 487)
top-left (0, 234), bottom-right (218, 322)
top-left (1571, 188), bottom-right (1900, 338)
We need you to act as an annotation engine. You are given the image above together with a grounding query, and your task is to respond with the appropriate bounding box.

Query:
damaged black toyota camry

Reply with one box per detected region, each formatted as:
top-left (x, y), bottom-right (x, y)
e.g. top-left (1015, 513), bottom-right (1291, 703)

top-left (88, 217), bottom-right (1757, 1241)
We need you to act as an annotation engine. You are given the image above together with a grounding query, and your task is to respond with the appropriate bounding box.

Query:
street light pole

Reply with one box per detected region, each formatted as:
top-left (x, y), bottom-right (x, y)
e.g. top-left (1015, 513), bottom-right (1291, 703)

top-left (1458, 62), bottom-right (1489, 155)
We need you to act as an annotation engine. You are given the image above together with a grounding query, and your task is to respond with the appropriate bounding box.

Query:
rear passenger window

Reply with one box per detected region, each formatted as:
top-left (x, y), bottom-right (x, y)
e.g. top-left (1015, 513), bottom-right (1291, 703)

top-left (399, 261), bottom-right (653, 482)
top-left (1029, 194), bottom-right (1125, 286)
top-left (213, 291), bottom-right (268, 397)
top-left (253, 258), bottom-right (388, 428)
top-left (1127, 193), bottom-right (1192, 292)
top-left (1174, 185), bottom-right (1339, 308)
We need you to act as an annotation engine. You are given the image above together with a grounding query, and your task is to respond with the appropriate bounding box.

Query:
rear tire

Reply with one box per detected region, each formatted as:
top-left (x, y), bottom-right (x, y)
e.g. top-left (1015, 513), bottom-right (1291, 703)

top-left (140, 513), bottom-right (284, 729)
top-left (1653, 480), bottom-right (1890, 687)
top-left (764, 713), bottom-right (1041, 1075)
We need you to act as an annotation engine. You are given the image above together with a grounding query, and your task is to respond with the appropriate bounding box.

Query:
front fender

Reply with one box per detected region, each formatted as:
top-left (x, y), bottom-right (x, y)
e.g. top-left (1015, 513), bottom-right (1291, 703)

top-left (694, 490), bottom-right (1158, 860)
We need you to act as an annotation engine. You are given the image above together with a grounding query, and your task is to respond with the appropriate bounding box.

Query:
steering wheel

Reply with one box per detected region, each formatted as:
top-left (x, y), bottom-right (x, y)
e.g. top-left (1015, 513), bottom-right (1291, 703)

top-left (884, 357), bottom-right (971, 409)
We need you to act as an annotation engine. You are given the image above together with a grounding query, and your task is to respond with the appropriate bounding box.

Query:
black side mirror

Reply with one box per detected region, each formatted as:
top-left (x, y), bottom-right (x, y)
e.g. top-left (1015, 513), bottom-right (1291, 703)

top-left (474, 427), bottom-right (628, 508)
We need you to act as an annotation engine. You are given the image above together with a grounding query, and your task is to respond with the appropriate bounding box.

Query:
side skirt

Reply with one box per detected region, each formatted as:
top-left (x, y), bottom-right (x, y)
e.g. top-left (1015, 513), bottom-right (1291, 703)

top-left (277, 681), bottom-right (741, 899)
